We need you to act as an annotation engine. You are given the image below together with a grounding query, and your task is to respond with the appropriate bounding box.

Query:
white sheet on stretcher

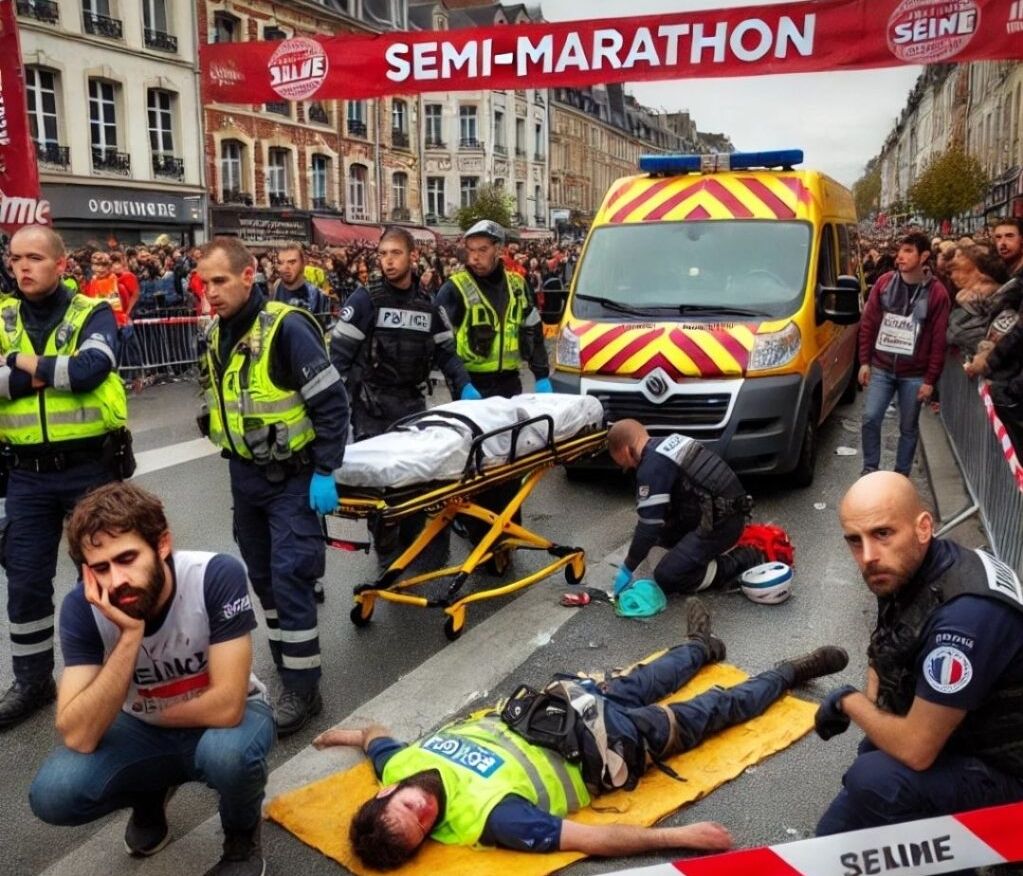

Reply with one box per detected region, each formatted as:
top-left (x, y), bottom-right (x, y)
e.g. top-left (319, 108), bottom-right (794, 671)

top-left (335, 393), bottom-right (604, 489)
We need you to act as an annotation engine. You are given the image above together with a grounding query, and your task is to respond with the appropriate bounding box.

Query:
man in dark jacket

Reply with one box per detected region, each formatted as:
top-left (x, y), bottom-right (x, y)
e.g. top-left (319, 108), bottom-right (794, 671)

top-left (858, 231), bottom-right (951, 476)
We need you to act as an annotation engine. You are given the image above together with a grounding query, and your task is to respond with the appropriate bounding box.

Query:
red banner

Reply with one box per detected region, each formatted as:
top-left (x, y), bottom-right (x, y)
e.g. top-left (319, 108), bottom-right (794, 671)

top-left (202, 0), bottom-right (1021, 104)
top-left (0, 1), bottom-right (46, 233)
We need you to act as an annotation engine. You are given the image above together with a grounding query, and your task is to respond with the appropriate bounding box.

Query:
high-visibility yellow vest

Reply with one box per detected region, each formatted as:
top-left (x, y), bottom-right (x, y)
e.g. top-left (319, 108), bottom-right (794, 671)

top-left (201, 301), bottom-right (318, 462)
top-left (0, 294), bottom-right (126, 445)
top-left (450, 270), bottom-right (530, 373)
top-left (304, 264), bottom-right (328, 291)
top-left (381, 714), bottom-right (589, 846)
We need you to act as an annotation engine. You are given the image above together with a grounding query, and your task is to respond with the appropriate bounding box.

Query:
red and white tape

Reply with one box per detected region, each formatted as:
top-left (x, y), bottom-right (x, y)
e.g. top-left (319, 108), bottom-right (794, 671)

top-left (978, 382), bottom-right (1023, 493)
top-left (604, 801), bottom-right (1023, 876)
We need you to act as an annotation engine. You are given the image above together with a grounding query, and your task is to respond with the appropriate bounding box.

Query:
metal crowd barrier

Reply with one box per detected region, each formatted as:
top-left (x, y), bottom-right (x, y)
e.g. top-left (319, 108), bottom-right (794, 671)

top-left (117, 307), bottom-right (204, 386)
top-left (937, 353), bottom-right (1023, 575)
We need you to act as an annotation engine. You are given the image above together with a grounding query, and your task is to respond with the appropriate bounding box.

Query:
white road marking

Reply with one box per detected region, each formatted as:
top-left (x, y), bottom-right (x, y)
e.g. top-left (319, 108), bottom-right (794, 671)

top-left (133, 438), bottom-right (221, 476)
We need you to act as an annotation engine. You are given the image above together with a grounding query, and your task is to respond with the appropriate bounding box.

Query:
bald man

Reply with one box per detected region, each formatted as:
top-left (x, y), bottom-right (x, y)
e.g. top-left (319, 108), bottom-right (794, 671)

top-left (607, 420), bottom-right (763, 597)
top-left (815, 472), bottom-right (1023, 835)
top-left (0, 226), bottom-right (130, 729)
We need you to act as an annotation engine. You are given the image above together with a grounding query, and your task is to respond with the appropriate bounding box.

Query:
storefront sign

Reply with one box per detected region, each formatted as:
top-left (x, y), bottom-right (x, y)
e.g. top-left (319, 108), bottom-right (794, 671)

top-left (202, 0), bottom-right (1019, 103)
top-left (212, 208), bottom-right (310, 244)
top-left (44, 185), bottom-right (203, 225)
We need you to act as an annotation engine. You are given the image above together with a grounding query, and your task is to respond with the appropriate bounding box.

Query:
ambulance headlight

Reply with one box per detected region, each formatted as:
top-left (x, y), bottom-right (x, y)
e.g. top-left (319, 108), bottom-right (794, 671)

top-left (748, 322), bottom-right (801, 372)
top-left (557, 326), bottom-right (581, 370)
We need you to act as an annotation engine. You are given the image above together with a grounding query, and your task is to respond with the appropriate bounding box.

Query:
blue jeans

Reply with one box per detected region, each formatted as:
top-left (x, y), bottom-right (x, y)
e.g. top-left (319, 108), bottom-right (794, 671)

top-left (600, 643), bottom-right (790, 760)
top-left (29, 699), bottom-right (275, 833)
top-left (817, 739), bottom-right (1023, 835)
top-left (860, 368), bottom-right (925, 475)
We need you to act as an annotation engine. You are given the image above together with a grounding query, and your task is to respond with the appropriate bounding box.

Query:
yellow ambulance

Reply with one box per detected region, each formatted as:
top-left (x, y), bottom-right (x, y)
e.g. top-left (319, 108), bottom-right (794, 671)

top-left (550, 150), bottom-right (862, 486)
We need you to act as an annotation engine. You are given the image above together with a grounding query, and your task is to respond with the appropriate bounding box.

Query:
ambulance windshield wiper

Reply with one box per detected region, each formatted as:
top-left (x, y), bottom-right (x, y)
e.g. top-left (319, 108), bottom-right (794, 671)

top-left (575, 294), bottom-right (655, 317)
top-left (675, 304), bottom-right (770, 317)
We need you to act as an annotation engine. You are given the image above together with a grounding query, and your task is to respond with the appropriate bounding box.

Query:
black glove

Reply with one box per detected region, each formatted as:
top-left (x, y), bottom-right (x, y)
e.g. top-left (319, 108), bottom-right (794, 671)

top-left (815, 685), bottom-right (857, 740)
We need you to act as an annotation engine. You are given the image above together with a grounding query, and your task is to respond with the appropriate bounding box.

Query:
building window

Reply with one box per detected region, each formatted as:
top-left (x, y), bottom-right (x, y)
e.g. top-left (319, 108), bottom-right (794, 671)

top-left (307, 101), bottom-right (329, 125)
top-left (459, 106), bottom-right (478, 148)
top-left (460, 176), bottom-right (478, 208)
top-left (425, 104), bottom-right (443, 147)
top-left (347, 101), bottom-right (367, 137)
top-left (534, 122), bottom-right (544, 160)
top-left (515, 117), bottom-right (526, 157)
top-left (26, 67), bottom-right (59, 148)
top-left (17, 0), bottom-right (60, 24)
top-left (392, 99), bottom-right (407, 134)
top-left (534, 185), bottom-right (545, 224)
top-left (348, 163), bottom-right (368, 216)
top-left (88, 79), bottom-right (127, 172)
top-left (212, 11), bottom-right (241, 43)
top-left (221, 140), bottom-right (249, 203)
top-left (267, 148), bottom-right (292, 206)
top-left (426, 177), bottom-right (445, 219)
top-left (494, 110), bottom-right (505, 154)
top-left (148, 89), bottom-right (182, 179)
top-left (516, 181), bottom-right (525, 221)
top-left (142, 0), bottom-right (176, 51)
top-left (391, 171), bottom-right (408, 220)
top-left (311, 154), bottom-right (331, 208)
top-left (83, 0), bottom-right (123, 39)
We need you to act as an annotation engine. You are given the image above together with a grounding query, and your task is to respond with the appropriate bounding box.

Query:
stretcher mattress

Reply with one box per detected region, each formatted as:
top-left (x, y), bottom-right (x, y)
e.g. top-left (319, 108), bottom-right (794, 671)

top-left (336, 393), bottom-right (604, 489)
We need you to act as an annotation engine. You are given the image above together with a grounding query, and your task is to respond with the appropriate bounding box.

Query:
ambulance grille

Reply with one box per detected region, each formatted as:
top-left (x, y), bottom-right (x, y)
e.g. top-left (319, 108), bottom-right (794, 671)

top-left (590, 391), bottom-right (730, 427)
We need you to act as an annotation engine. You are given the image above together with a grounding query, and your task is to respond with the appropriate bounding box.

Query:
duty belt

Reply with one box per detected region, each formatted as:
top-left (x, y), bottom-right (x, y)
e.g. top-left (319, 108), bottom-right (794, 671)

top-left (3, 442), bottom-right (106, 473)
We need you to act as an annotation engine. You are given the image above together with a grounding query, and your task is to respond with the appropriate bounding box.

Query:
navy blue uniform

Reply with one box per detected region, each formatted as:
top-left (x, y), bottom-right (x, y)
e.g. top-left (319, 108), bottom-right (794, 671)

top-left (272, 280), bottom-right (333, 330)
top-left (0, 287), bottom-right (121, 684)
top-left (625, 435), bottom-right (748, 594)
top-left (216, 292), bottom-right (347, 691)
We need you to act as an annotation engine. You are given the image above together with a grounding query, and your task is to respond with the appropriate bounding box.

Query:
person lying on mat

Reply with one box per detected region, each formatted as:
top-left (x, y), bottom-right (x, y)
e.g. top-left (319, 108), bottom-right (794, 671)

top-left (314, 598), bottom-right (848, 869)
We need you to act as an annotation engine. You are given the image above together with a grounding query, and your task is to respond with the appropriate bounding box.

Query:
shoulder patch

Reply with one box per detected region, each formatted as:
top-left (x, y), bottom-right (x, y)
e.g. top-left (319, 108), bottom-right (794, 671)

top-left (339, 305), bottom-right (355, 323)
top-left (923, 645), bottom-right (973, 694)
top-left (638, 485), bottom-right (650, 499)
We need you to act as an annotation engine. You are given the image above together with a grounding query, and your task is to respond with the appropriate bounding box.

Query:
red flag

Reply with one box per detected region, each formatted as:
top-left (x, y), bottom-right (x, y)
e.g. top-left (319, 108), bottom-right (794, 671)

top-left (0, 0), bottom-right (48, 233)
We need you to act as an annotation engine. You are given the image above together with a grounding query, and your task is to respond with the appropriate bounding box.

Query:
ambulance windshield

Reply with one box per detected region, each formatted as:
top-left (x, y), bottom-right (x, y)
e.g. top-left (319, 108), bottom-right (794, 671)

top-left (572, 220), bottom-right (812, 319)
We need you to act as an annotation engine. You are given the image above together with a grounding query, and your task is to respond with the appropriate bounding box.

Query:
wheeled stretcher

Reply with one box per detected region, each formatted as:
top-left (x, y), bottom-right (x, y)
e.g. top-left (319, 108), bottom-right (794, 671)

top-left (327, 395), bottom-right (607, 640)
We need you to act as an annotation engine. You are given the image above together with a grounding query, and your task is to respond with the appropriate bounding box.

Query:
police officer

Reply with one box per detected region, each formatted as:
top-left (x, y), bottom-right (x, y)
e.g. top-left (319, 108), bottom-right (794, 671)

top-left (815, 472), bottom-right (1023, 835)
top-left (330, 226), bottom-right (479, 441)
top-left (606, 419), bottom-right (763, 597)
top-left (196, 237), bottom-right (348, 736)
top-left (273, 242), bottom-right (333, 331)
top-left (436, 220), bottom-right (552, 400)
top-left (0, 226), bottom-right (130, 729)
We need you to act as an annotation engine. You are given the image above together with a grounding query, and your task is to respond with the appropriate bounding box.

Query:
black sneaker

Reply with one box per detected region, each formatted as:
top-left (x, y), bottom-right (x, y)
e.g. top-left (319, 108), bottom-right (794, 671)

top-left (203, 824), bottom-right (265, 876)
top-left (778, 646), bottom-right (849, 686)
top-left (684, 597), bottom-right (726, 662)
top-left (276, 686), bottom-right (322, 737)
top-left (124, 786), bottom-right (176, 857)
top-left (0, 677), bottom-right (56, 729)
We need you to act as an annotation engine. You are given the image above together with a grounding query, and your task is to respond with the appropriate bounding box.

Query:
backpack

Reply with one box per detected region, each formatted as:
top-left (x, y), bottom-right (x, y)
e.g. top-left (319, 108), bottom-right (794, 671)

top-left (736, 523), bottom-right (795, 567)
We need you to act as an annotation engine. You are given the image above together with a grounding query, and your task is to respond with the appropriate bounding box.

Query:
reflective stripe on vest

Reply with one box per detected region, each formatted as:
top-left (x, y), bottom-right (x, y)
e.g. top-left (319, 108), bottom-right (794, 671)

top-left (451, 270), bottom-right (528, 373)
top-left (380, 713), bottom-right (590, 846)
top-left (202, 302), bottom-right (318, 461)
top-left (0, 295), bottom-right (126, 445)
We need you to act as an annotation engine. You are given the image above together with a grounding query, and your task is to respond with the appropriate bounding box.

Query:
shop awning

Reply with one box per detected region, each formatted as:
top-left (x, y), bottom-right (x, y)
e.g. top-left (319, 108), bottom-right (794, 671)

top-left (312, 217), bottom-right (381, 246)
top-left (517, 229), bottom-right (555, 240)
top-left (406, 226), bottom-right (438, 245)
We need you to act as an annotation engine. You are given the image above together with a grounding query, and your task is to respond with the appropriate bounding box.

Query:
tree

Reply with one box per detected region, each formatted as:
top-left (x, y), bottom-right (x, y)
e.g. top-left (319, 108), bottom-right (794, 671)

top-left (907, 146), bottom-right (988, 225)
top-left (852, 161), bottom-right (881, 219)
top-left (454, 183), bottom-right (515, 230)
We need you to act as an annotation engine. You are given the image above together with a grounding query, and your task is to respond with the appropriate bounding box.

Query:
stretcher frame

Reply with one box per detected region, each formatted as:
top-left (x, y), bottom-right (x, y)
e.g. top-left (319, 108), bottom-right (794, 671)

top-left (328, 415), bottom-right (607, 640)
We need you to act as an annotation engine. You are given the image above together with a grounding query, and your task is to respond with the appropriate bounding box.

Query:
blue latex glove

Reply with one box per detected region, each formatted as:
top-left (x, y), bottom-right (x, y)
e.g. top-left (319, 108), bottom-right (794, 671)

top-left (814, 685), bottom-right (857, 740)
top-left (309, 472), bottom-right (338, 515)
top-left (612, 566), bottom-right (632, 597)
top-left (534, 377), bottom-right (553, 393)
top-left (460, 383), bottom-right (482, 400)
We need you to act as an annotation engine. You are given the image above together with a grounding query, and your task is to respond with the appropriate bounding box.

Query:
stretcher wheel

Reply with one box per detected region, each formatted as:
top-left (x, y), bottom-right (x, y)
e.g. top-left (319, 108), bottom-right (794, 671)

top-left (443, 615), bottom-right (464, 641)
top-left (350, 603), bottom-right (373, 628)
top-left (565, 558), bottom-right (586, 585)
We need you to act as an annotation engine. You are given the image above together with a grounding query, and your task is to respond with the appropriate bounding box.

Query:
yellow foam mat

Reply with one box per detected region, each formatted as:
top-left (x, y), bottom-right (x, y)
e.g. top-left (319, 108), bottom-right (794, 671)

top-left (266, 663), bottom-right (816, 874)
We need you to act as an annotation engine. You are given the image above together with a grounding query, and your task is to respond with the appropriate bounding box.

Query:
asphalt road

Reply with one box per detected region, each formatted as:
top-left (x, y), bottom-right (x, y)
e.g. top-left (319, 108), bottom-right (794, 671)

top-left (0, 378), bottom-right (924, 876)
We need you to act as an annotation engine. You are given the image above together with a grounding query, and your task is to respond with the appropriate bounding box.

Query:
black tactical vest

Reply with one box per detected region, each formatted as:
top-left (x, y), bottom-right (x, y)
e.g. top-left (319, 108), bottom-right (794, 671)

top-left (868, 540), bottom-right (1023, 776)
top-left (654, 436), bottom-right (747, 531)
top-left (362, 283), bottom-right (435, 390)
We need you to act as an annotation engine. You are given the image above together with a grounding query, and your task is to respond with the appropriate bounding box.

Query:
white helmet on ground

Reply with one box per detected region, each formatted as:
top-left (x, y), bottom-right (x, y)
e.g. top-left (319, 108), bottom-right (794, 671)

top-left (740, 562), bottom-right (793, 604)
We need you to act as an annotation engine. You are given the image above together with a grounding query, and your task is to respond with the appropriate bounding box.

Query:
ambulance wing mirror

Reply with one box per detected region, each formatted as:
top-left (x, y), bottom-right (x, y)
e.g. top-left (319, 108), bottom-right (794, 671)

top-left (818, 275), bottom-right (862, 325)
top-left (540, 277), bottom-right (567, 325)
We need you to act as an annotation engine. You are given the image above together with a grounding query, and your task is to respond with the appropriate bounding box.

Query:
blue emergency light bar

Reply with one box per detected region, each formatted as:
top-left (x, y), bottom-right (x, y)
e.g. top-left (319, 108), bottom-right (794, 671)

top-left (638, 149), bottom-right (804, 175)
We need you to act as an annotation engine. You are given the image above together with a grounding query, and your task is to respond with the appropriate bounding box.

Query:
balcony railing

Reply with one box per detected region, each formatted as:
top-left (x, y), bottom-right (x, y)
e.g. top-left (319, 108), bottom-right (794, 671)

top-left (392, 129), bottom-right (409, 148)
top-left (222, 189), bottom-right (253, 206)
top-left (152, 153), bottom-right (184, 180)
top-left (515, 147), bottom-right (527, 158)
top-left (534, 152), bottom-right (546, 162)
top-left (425, 212), bottom-right (446, 225)
top-left (348, 207), bottom-right (368, 221)
top-left (459, 137), bottom-right (483, 150)
top-left (269, 193), bottom-right (295, 208)
top-left (534, 215), bottom-right (546, 226)
top-left (307, 103), bottom-right (329, 124)
top-left (35, 141), bottom-right (69, 168)
top-left (494, 144), bottom-right (508, 156)
top-left (83, 11), bottom-right (123, 39)
top-left (425, 137), bottom-right (446, 149)
top-left (144, 28), bottom-right (178, 53)
top-left (391, 206), bottom-right (411, 221)
top-left (16, 0), bottom-right (59, 24)
top-left (347, 119), bottom-right (367, 137)
top-left (265, 102), bottom-right (290, 116)
top-left (311, 197), bottom-right (338, 211)
top-left (91, 147), bottom-right (130, 175)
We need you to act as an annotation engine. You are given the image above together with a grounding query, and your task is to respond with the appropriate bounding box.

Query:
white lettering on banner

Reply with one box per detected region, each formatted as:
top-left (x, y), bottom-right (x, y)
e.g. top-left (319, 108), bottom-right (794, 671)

top-left (891, 11), bottom-right (977, 45)
top-left (874, 312), bottom-right (917, 356)
top-left (376, 308), bottom-right (431, 332)
top-left (0, 190), bottom-right (51, 226)
top-left (87, 198), bottom-right (178, 219)
top-left (386, 15), bottom-right (816, 83)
